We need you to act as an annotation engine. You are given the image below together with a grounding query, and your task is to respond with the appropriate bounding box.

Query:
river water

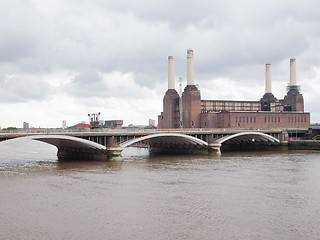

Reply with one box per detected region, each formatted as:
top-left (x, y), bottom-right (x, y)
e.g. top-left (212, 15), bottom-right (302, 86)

top-left (1, 138), bottom-right (320, 240)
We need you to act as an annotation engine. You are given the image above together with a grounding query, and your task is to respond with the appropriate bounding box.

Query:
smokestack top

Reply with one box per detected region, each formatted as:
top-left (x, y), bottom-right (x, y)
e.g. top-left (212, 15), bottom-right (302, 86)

top-left (187, 49), bottom-right (195, 85)
top-left (168, 56), bottom-right (175, 89)
top-left (265, 64), bottom-right (272, 93)
top-left (290, 58), bottom-right (297, 86)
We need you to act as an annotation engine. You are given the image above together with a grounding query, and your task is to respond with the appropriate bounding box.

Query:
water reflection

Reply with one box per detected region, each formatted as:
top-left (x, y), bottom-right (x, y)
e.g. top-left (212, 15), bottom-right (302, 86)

top-left (55, 160), bottom-right (124, 171)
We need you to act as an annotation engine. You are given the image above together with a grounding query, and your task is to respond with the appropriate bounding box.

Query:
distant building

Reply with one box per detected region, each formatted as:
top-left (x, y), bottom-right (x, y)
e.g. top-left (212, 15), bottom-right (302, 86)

top-left (125, 124), bottom-right (147, 129)
top-left (158, 50), bottom-right (310, 130)
top-left (149, 119), bottom-right (156, 128)
top-left (67, 123), bottom-right (91, 129)
top-left (23, 122), bottom-right (29, 130)
top-left (104, 120), bottom-right (123, 129)
top-left (62, 120), bottom-right (67, 129)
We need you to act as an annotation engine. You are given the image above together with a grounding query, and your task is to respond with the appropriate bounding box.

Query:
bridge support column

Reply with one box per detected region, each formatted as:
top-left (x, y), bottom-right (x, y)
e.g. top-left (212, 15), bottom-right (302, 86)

top-left (208, 142), bottom-right (221, 155)
top-left (106, 136), bottom-right (123, 161)
top-left (280, 131), bottom-right (289, 145)
top-left (105, 146), bottom-right (122, 161)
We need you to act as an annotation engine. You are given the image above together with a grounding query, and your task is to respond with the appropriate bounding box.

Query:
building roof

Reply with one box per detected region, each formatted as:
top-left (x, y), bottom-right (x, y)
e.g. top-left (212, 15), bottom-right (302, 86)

top-left (74, 123), bottom-right (90, 128)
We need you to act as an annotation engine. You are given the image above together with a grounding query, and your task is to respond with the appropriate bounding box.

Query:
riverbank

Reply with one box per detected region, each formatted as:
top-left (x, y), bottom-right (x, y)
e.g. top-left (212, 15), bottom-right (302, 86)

top-left (288, 140), bottom-right (320, 150)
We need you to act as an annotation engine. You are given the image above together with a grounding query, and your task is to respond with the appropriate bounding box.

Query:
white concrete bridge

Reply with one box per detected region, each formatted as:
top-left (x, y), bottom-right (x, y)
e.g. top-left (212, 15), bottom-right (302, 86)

top-left (5, 130), bottom-right (282, 160)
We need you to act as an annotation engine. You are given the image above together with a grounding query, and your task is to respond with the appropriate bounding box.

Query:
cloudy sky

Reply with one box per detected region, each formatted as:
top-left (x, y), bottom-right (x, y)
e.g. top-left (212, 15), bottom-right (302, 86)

top-left (1, 0), bottom-right (320, 128)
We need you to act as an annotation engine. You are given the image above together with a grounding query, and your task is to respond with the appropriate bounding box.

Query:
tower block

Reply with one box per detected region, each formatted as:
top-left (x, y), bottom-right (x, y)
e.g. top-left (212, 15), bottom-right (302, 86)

top-left (158, 56), bottom-right (180, 129)
top-left (283, 58), bottom-right (304, 112)
top-left (182, 50), bottom-right (201, 128)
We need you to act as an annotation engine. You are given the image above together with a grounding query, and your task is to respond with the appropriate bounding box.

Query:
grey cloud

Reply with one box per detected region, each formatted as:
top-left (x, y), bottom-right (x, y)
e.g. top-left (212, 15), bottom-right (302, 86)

top-left (1, 0), bottom-right (320, 104)
top-left (0, 74), bottom-right (52, 103)
top-left (64, 69), bottom-right (105, 98)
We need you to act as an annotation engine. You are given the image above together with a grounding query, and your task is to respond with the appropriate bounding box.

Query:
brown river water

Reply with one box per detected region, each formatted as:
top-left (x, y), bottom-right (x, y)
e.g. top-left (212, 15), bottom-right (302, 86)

top-left (1, 137), bottom-right (320, 240)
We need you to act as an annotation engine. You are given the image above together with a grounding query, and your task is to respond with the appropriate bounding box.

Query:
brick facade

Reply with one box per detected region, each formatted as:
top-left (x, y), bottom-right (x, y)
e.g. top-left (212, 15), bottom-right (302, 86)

top-left (182, 85), bottom-right (201, 128)
top-left (158, 89), bottom-right (180, 129)
top-left (200, 112), bottom-right (310, 129)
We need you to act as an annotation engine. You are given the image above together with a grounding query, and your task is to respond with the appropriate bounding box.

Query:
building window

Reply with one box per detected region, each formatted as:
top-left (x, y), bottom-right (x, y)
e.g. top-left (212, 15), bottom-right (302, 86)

top-left (275, 117), bottom-right (277, 123)
top-left (292, 117), bottom-right (294, 123)
top-left (295, 117), bottom-right (297, 123)
top-left (250, 117), bottom-right (252, 123)
top-left (254, 117), bottom-right (256, 123)
top-left (265, 117), bottom-right (267, 123)
top-left (239, 117), bottom-right (241, 123)
top-left (243, 117), bottom-right (245, 123)
top-left (247, 117), bottom-right (249, 123)
top-left (305, 117), bottom-right (307, 123)
top-left (288, 117), bottom-right (290, 123)
top-left (279, 117), bottom-right (280, 123)
top-left (236, 117), bottom-right (238, 122)
top-left (268, 117), bottom-right (270, 123)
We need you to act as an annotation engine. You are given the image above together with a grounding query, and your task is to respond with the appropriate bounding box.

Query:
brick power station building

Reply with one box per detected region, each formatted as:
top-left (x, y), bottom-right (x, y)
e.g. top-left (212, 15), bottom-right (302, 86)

top-left (158, 50), bottom-right (310, 130)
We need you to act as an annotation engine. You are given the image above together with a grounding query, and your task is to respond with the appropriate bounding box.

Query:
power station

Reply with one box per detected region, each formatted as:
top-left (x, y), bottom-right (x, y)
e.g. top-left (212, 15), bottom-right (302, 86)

top-left (158, 50), bottom-right (310, 130)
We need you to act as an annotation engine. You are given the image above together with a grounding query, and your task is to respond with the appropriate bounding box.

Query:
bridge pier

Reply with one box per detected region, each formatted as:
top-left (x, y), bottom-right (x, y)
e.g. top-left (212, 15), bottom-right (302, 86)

top-left (106, 136), bottom-right (123, 161)
top-left (207, 135), bottom-right (221, 155)
top-left (208, 142), bottom-right (221, 155)
top-left (105, 146), bottom-right (123, 161)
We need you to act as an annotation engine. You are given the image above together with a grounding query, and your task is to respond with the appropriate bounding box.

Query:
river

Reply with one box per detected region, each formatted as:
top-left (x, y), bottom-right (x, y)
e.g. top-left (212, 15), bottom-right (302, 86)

top-left (1, 137), bottom-right (320, 240)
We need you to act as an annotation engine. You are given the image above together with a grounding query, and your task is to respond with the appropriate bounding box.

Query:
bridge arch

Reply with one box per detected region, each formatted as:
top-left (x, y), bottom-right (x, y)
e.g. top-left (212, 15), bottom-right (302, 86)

top-left (216, 132), bottom-right (280, 144)
top-left (32, 135), bottom-right (106, 150)
top-left (120, 133), bottom-right (208, 149)
top-left (32, 135), bottom-right (108, 160)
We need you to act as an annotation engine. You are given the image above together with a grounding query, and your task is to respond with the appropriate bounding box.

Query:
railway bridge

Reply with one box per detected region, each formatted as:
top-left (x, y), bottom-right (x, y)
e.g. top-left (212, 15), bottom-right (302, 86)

top-left (0, 129), bottom-right (287, 160)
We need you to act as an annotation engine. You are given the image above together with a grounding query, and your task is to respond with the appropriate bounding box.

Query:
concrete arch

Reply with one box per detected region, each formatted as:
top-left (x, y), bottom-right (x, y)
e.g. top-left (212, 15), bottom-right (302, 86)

top-left (120, 133), bottom-right (208, 149)
top-left (31, 135), bottom-right (109, 160)
top-left (216, 132), bottom-right (280, 144)
top-left (32, 135), bottom-right (106, 150)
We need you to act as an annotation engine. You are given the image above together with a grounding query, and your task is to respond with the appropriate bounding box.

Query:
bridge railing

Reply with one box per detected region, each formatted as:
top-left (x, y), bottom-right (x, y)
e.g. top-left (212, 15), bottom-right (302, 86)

top-left (0, 127), bottom-right (286, 135)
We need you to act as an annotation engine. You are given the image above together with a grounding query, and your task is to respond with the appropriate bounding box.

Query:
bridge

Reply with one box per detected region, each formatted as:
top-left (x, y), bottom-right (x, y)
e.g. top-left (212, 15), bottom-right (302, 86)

top-left (0, 129), bottom-right (286, 160)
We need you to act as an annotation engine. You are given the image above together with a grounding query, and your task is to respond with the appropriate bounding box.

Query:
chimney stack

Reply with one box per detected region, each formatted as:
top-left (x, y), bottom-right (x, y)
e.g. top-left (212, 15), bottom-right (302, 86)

top-left (187, 49), bottom-right (195, 85)
top-left (290, 58), bottom-right (297, 86)
top-left (265, 64), bottom-right (272, 93)
top-left (168, 56), bottom-right (175, 89)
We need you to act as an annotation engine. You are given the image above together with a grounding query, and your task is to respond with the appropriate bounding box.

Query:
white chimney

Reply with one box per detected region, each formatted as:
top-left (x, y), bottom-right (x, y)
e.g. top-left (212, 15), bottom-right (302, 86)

top-left (290, 58), bottom-right (297, 86)
top-left (168, 56), bottom-right (175, 89)
top-left (187, 49), bottom-right (195, 85)
top-left (265, 64), bottom-right (272, 93)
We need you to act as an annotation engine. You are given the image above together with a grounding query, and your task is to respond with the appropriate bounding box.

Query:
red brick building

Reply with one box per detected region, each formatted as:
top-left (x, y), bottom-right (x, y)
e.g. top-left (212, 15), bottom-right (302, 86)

top-left (158, 50), bottom-right (310, 130)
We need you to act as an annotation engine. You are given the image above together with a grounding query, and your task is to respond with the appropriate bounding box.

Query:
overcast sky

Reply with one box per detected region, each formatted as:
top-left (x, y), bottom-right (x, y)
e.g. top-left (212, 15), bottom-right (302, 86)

top-left (1, 0), bottom-right (320, 128)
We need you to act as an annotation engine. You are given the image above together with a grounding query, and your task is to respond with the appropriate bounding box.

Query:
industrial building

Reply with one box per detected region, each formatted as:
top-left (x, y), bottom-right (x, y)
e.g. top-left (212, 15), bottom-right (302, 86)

top-left (158, 50), bottom-right (310, 130)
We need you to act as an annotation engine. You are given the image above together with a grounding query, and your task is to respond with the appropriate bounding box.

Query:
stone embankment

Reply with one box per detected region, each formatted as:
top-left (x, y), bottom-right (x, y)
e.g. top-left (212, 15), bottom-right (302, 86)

top-left (288, 140), bottom-right (320, 150)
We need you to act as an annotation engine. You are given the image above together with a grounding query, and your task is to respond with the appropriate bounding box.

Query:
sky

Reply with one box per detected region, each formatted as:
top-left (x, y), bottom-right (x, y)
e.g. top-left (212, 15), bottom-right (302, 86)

top-left (1, 0), bottom-right (320, 128)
